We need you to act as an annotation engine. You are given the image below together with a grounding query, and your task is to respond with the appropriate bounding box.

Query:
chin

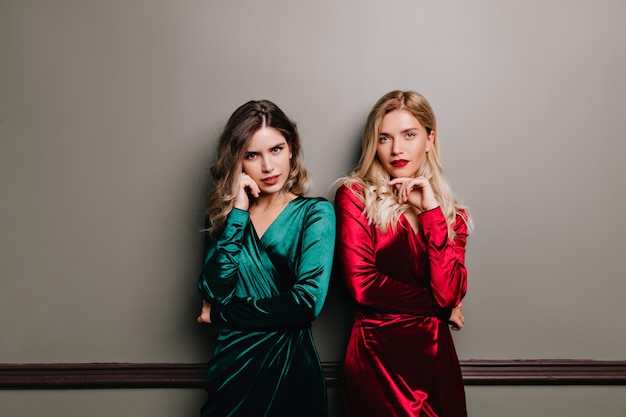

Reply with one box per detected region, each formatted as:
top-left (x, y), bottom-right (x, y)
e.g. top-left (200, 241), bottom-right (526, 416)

top-left (262, 183), bottom-right (287, 195)
top-left (388, 168), bottom-right (412, 178)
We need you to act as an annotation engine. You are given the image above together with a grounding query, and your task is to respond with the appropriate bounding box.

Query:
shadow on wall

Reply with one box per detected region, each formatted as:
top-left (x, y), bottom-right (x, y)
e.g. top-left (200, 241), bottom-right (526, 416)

top-left (313, 262), bottom-right (354, 363)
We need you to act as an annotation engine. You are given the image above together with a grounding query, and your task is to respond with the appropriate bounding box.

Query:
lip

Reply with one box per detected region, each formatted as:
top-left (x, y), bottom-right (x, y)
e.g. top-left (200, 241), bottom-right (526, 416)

top-left (261, 175), bottom-right (280, 185)
top-left (390, 159), bottom-right (409, 168)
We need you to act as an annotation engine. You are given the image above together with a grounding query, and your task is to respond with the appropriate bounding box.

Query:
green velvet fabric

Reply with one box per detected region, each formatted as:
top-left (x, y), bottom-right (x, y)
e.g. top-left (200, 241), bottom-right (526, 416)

top-left (198, 196), bottom-right (335, 417)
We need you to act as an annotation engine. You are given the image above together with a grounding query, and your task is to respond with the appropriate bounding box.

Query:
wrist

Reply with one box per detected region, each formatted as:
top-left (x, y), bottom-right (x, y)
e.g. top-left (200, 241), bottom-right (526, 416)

top-left (233, 198), bottom-right (249, 211)
top-left (421, 204), bottom-right (439, 212)
top-left (210, 303), bottom-right (224, 324)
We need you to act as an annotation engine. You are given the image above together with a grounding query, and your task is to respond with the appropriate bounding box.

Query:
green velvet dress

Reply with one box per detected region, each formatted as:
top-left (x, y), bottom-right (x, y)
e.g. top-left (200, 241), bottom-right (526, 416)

top-left (198, 196), bottom-right (335, 417)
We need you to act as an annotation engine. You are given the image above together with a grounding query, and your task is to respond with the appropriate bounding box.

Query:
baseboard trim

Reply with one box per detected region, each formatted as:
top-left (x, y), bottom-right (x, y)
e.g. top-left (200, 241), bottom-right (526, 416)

top-left (1, 360), bottom-right (625, 389)
top-left (459, 360), bottom-right (626, 385)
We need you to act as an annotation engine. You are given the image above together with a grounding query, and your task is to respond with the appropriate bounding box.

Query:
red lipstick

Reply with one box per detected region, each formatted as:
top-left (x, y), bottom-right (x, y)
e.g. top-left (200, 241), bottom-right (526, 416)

top-left (262, 175), bottom-right (280, 185)
top-left (390, 160), bottom-right (409, 167)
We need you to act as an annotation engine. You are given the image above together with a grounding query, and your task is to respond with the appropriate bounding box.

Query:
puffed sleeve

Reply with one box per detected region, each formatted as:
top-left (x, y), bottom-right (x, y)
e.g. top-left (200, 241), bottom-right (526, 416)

top-left (198, 208), bottom-right (249, 304)
top-left (335, 184), bottom-right (437, 315)
top-left (418, 207), bottom-right (468, 309)
top-left (210, 200), bottom-right (336, 329)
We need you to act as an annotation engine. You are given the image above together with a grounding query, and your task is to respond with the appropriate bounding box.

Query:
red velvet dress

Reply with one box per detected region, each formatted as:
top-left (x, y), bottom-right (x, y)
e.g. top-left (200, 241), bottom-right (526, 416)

top-left (335, 184), bottom-right (468, 417)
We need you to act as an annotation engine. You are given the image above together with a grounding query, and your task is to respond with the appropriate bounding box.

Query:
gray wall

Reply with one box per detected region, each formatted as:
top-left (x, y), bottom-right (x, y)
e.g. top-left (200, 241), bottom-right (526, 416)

top-left (1, 0), bottom-right (625, 416)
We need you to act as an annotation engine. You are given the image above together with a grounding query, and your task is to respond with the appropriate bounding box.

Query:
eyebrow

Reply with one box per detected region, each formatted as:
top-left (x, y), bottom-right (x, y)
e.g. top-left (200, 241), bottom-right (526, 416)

top-left (379, 127), bottom-right (418, 136)
top-left (245, 140), bottom-right (287, 153)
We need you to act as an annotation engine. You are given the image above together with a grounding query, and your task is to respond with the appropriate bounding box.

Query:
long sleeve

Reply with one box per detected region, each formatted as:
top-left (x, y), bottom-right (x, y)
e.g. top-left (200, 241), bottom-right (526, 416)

top-left (211, 200), bottom-right (336, 330)
top-left (335, 185), bottom-right (438, 315)
top-left (198, 208), bottom-right (249, 304)
top-left (419, 207), bottom-right (468, 309)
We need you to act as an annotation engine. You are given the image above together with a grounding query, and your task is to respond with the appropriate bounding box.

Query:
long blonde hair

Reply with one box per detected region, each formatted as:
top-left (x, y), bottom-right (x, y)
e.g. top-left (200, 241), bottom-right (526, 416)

top-left (342, 90), bottom-right (471, 236)
top-left (206, 100), bottom-right (310, 237)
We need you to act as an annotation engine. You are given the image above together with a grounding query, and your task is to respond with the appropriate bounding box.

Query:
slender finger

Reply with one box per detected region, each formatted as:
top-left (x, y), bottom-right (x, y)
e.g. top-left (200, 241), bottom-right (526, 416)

top-left (240, 175), bottom-right (260, 197)
top-left (388, 178), bottom-right (405, 185)
top-left (247, 183), bottom-right (259, 198)
top-left (251, 183), bottom-right (260, 197)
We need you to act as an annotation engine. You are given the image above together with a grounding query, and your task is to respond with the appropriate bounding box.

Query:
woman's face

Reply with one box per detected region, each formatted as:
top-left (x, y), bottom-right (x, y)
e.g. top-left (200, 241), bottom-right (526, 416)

top-left (376, 109), bottom-right (434, 178)
top-left (242, 127), bottom-right (292, 195)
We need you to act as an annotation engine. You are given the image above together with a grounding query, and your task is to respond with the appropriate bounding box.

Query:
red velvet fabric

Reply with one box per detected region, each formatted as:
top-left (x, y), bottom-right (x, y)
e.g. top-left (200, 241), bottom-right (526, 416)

top-left (335, 184), bottom-right (468, 417)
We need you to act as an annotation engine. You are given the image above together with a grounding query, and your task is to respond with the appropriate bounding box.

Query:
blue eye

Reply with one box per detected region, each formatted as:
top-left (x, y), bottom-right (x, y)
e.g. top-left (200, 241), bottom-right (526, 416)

top-left (379, 136), bottom-right (390, 143)
top-left (406, 132), bottom-right (415, 138)
top-left (245, 152), bottom-right (258, 160)
top-left (272, 145), bottom-right (283, 153)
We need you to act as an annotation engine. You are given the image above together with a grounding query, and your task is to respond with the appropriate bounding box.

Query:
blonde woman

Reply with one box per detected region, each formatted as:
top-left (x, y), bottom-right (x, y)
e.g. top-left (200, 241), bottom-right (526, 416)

top-left (335, 91), bottom-right (471, 417)
top-left (197, 100), bottom-right (335, 417)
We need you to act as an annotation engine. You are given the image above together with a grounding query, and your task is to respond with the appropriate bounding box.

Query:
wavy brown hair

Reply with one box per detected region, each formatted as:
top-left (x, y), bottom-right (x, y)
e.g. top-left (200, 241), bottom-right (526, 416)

top-left (206, 100), bottom-right (310, 237)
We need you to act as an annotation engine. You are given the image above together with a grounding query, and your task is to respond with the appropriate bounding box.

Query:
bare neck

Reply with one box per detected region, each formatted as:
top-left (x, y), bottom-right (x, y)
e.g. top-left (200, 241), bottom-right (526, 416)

top-left (250, 191), bottom-right (297, 212)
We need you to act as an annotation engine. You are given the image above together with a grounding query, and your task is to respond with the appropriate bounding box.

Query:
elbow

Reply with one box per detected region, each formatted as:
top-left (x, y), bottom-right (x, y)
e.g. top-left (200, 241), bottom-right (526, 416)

top-left (345, 272), bottom-right (381, 307)
top-left (351, 290), bottom-right (369, 306)
top-left (433, 294), bottom-right (462, 310)
top-left (308, 306), bottom-right (321, 321)
top-left (287, 304), bottom-right (319, 328)
top-left (350, 285), bottom-right (379, 308)
top-left (293, 290), bottom-right (326, 322)
top-left (300, 301), bottom-right (320, 322)
top-left (432, 281), bottom-right (467, 309)
top-left (431, 264), bottom-right (467, 309)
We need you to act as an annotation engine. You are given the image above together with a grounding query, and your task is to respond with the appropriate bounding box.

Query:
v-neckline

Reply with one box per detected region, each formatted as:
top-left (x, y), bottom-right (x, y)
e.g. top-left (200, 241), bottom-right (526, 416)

top-left (400, 210), bottom-right (420, 234)
top-left (251, 196), bottom-right (300, 241)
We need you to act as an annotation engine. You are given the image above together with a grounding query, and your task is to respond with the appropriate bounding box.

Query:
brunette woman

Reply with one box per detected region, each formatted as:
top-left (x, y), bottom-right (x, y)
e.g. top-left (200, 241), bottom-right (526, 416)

top-left (197, 100), bottom-right (335, 417)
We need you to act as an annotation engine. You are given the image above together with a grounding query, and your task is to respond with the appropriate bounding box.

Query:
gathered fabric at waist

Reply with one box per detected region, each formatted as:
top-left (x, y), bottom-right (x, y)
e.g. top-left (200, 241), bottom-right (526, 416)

top-left (354, 305), bottom-right (448, 324)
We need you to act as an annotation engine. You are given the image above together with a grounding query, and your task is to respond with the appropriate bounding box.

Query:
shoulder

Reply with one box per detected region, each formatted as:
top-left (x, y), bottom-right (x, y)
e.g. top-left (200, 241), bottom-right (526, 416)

top-left (293, 196), bottom-right (334, 215)
top-left (292, 196), bottom-right (335, 228)
top-left (335, 182), bottom-right (364, 203)
top-left (334, 182), bottom-right (367, 216)
top-left (294, 195), bottom-right (331, 206)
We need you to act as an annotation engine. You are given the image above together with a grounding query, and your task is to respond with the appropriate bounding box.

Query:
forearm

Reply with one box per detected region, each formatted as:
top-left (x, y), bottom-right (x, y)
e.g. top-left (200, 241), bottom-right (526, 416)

top-left (419, 208), bottom-right (468, 308)
top-left (335, 191), bottom-right (437, 314)
top-left (212, 201), bottom-right (335, 330)
top-left (210, 290), bottom-right (319, 330)
top-left (346, 277), bottom-right (437, 315)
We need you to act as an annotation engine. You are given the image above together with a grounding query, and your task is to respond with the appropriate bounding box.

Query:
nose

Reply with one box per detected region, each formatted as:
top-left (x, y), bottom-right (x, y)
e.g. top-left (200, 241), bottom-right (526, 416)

top-left (391, 138), bottom-right (402, 155)
top-left (261, 154), bottom-right (273, 172)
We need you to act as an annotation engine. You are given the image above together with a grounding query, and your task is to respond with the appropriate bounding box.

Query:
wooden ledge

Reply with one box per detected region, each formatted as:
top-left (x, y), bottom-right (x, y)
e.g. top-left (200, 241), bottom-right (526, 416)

top-left (1, 360), bottom-right (625, 389)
